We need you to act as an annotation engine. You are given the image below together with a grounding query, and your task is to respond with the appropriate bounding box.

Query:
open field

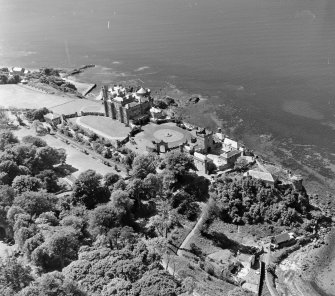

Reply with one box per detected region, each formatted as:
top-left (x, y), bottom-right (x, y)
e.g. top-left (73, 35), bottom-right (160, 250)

top-left (50, 100), bottom-right (104, 115)
top-left (167, 255), bottom-right (236, 296)
top-left (0, 85), bottom-right (103, 115)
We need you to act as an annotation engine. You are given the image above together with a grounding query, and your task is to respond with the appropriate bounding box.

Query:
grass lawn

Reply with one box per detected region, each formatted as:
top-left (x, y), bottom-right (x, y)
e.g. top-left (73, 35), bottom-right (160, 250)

top-left (207, 218), bottom-right (284, 247)
top-left (168, 255), bottom-right (236, 296)
top-left (0, 84), bottom-right (103, 115)
top-left (50, 100), bottom-right (104, 115)
top-left (76, 116), bottom-right (131, 140)
top-left (181, 224), bottom-right (222, 257)
top-left (169, 220), bottom-right (197, 254)
top-left (0, 85), bottom-right (70, 109)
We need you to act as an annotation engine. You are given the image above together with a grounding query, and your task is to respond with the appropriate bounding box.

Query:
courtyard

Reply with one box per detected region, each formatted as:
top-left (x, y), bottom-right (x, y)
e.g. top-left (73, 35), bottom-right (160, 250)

top-left (126, 122), bottom-right (193, 153)
top-left (72, 116), bottom-right (131, 141)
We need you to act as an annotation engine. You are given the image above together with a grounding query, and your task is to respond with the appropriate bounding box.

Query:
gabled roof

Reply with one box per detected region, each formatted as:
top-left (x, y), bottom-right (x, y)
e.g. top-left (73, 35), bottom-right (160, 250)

top-left (136, 87), bottom-right (147, 95)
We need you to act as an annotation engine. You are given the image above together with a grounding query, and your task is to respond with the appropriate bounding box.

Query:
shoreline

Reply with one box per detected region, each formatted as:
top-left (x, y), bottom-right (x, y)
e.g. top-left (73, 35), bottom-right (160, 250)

top-left (276, 228), bottom-right (335, 296)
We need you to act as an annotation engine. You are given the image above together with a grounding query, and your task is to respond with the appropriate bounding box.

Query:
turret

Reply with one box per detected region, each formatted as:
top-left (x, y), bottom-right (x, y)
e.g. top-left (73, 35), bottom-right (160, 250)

top-left (290, 174), bottom-right (303, 191)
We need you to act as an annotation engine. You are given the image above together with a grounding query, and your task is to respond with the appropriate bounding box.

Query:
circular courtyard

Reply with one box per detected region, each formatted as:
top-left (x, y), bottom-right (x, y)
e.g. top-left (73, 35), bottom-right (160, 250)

top-left (153, 128), bottom-right (185, 143)
top-left (129, 122), bottom-right (193, 153)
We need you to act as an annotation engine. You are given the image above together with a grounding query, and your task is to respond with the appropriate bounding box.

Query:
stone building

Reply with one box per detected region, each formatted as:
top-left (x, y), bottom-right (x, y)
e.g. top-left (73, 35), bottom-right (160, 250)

top-left (150, 107), bottom-right (165, 120)
top-left (193, 152), bottom-right (208, 174)
top-left (195, 128), bottom-right (214, 153)
top-left (102, 85), bottom-right (152, 125)
top-left (220, 149), bottom-right (242, 167)
top-left (290, 174), bottom-right (303, 191)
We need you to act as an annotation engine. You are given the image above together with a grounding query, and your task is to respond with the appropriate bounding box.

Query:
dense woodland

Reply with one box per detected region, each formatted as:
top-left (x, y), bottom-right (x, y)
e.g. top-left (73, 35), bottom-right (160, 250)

top-left (0, 130), bottom-right (209, 295)
top-left (206, 175), bottom-right (327, 235)
top-left (0, 126), bottom-right (328, 295)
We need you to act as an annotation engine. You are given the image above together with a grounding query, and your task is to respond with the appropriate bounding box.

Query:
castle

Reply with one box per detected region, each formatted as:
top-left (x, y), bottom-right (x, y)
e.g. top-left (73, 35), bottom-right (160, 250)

top-left (102, 85), bottom-right (152, 125)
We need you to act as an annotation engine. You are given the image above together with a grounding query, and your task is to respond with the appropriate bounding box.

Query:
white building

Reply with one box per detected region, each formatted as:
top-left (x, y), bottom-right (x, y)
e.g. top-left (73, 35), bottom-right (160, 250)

top-left (11, 67), bottom-right (25, 75)
top-left (222, 137), bottom-right (244, 152)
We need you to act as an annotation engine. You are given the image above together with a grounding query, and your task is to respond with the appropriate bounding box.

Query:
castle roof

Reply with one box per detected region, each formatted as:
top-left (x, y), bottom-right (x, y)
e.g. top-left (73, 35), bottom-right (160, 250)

top-left (136, 87), bottom-right (147, 95)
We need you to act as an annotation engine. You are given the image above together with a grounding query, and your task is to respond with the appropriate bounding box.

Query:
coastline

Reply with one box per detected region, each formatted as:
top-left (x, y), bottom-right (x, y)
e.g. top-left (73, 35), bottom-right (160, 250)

top-left (1, 64), bottom-right (334, 296)
top-left (276, 229), bottom-right (335, 296)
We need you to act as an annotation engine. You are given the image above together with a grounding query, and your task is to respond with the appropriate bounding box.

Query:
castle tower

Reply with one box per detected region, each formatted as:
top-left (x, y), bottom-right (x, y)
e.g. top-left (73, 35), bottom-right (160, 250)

top-left (290, 174), bottom-right (303, 191)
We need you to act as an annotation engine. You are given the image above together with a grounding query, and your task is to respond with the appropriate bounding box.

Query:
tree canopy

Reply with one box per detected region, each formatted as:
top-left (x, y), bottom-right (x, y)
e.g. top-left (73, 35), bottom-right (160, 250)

top-left (72, 170), bottom-right (110, 209)
top-left (164, 151), bottom-right (196, 180)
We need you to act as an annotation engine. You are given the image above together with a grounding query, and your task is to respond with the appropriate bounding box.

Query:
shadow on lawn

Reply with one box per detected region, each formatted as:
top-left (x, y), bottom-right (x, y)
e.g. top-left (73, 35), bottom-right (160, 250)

top-left (202, 231), bottom-right (255, 254)
top-left (54, 164), bottom-right (78, 177)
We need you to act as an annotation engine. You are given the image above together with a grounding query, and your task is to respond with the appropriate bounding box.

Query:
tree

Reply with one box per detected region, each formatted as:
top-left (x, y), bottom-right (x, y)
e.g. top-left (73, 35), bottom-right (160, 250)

top-left (22, 135), bottom-right (47, 147)
top-left (36, 212), bottom-right (59, 226)
top-left (0, 130), bottom-right (19, 151)
top-left (18, 271), bottom-right (86, 296)
top-left (126, 178), bottom-right (147, 202)
top-left (25, 108), bottom-right (49, 122)
top-left (14, 226), bottom-right (36, 251)
top-left (23, 232), bottom-right (44, 260)
top-left (228, 287), bottom-right (254, 296)
top-left (45, 227), bottom-right (80, 269)
top-left (2, 144), bottom-right (36, 170)
top-left (13, 191), bottom-right (57, 216)
top-left (32, 146), bottom-right (66, 173)
top-left (104, 172), bottom-right (119, 187)
top-left (6, 205), bottom-right (25, 226)
top-left (131, 154), bottom-right (158, 179)
top-left (147, 202), bottom-right (177, 238)
top-left (0, 185), bottom-right (15, 208)
top-left (73, 170), bottom-right (110, 209)
top-left (0, 160), bottom-right (21, 185)
top-left (234, 157), bottom-right (249, 171)
top-left (0, 74), bottom-right (8, 84)
top-left (89, 205), bottom-right (120, 236)
top-left (111, 190), bottom-right (134, 214)
top-left (143, 173), bottom-right (163, 200)
top-left (36, 170), bottom-right (59, 193)
top-left (182, 277), bottom-right (196, 294)
top-left (8, 74), bottom-right (20, 84)
top-left (164, 151), bottom-right (196, 180)
top-left (63, 241), bottom-right (159, 295)
top-left (12, 175), bottom-right (42, 194)
top-left (101, 277), bottom-right (132, 296)
top-left (131, 269), bottom-right (182, 296)
top-left (0, 256), bottom-right (33, 293)
top-left (113, 179), bottom-right (127, 191)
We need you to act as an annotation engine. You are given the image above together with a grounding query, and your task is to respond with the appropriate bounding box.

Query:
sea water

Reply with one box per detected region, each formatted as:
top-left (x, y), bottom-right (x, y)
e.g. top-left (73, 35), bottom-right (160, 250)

top-left (1, 1), bottom-right (335, 291)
